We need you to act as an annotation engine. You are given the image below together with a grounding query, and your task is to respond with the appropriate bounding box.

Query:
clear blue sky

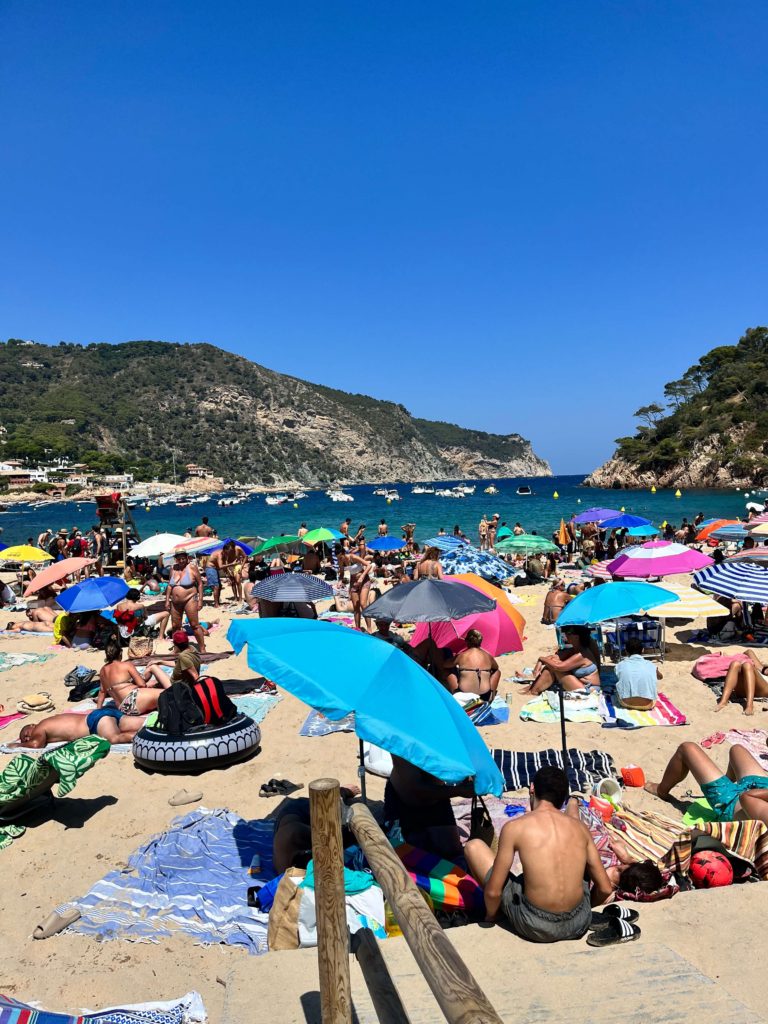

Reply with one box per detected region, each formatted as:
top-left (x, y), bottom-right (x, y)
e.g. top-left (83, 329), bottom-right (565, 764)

top-left (2, 2), bottom-right (766, 473)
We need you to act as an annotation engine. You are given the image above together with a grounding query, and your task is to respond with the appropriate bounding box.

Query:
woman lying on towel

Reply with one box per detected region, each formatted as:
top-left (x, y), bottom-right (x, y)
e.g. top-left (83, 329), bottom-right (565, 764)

top-left (646, 741), bottom-right (768, 825)
top-left (521, 626), bottom-right (600, 696)
top-left (716, 650), bottom-right (768, 717)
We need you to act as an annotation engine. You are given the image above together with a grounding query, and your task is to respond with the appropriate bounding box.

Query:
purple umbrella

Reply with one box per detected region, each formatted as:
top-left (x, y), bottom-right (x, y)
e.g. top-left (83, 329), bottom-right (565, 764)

top-left (572, 507), bottom-right (620, 524)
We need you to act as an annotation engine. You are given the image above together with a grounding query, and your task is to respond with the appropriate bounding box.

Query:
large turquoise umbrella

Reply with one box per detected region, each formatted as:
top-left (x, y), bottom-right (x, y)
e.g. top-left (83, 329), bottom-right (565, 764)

top-left (496, 534), bottom-right (558, 554)
top-left (227, 618), bottom-right (504, 797)
top-left (557, 581), bottom-right (678, 626)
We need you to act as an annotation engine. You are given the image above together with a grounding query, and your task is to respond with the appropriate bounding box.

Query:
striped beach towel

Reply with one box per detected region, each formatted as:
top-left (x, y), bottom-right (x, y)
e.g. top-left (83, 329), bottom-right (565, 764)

top-left (491, 748), bottom-right (618, 793)
top-left (395, 844), bottom-right (485, 912)
top-left (0, 991), bottom-right (206, 1023)
top-left (600, 692), bottom-right (688, 728)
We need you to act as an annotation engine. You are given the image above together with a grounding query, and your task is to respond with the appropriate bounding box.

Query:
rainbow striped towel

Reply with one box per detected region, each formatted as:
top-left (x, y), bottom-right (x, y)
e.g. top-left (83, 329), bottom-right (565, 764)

top-left (395, 844), bottom-right (485, 911)
top-left (601, 692), bottom-right (687, 728)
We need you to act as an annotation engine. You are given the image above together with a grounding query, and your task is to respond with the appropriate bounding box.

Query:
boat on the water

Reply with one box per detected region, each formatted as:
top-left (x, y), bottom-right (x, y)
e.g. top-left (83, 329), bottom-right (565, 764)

top-left (516, 485), bottom-right (533, 496)
top-left (411, 485), bottom-right (435, 494)
top-left (327, 489), bottom-right (354, 502)
top-left (484, 485), bottom-right (499, 495)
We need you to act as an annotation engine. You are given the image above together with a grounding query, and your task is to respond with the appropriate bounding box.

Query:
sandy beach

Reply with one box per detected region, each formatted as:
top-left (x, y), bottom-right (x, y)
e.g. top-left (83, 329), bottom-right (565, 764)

top-left (1, 580), bottom-right (767, 1022)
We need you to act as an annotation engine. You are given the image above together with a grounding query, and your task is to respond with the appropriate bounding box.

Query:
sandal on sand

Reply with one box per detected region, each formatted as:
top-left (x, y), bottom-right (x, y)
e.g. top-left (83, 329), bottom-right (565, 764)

top-left (259, 779), bottom-right (304, 797)
top-left (589, 906), bottom-right (638, 931)
top-left (168, 789), bottom-right (203, 807)
top-left (33, 907), bottom-right (81, 940)
top-left (587, 918), bottom-right (641, 947)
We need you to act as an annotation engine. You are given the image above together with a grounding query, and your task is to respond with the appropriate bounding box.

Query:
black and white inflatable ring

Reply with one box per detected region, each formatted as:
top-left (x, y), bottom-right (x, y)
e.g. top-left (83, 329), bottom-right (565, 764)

top-left (133, 713), bottom-right (261, 772)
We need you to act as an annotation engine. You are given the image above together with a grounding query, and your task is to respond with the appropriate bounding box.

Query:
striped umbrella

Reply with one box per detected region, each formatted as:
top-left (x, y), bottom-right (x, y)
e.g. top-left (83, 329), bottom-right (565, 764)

top-left (711, 524), bottom-right (750, 541)
top-left (607, 541), bottom-right (713, 578)
top-left (693, 562), bottom-right (768, 603)
top-left (726, 549), bottom-right (768, 565)
top-left (696, 519), bottom-right (740, 542)
top-left (747, 513), bottom-right (768, 526)
top-left (586, 560), bottom-right (614, 580)
top-left (250, 574), bottom-right (334, 602)
top-left (747, 522), bottom-right (768, 537)
top-left (649, 583), bottom-right (727, 619)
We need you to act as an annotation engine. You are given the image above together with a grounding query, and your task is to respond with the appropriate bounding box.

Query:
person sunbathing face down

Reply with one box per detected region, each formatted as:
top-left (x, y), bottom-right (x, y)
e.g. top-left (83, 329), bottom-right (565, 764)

top-left (16, 710), bottom-right (146, 748)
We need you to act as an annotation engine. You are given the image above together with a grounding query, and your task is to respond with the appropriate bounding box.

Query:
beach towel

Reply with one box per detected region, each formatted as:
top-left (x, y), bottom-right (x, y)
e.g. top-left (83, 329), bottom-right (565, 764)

top-left (600, 691), bottom-right (687, 729)
top-left (0, 712), bottom-right (26, 732)
top-left (0, 991), bottom-right (206, 1023)
top-left (455, 693), bottom-right (509, 726)
top-left (491, 747), bottom-right (618, 793)
top-left (701, 728), bottom-right (768, 766)
top-left (58, 807), bottom-right (274, 954)
top-left (519, 691), bottom-right (603, 725)
top-left (395, 844), bottom-right (485, 912)
top-left (0, 737), bottom-right (133, 756)
top-left (231, 693), bottom-right (282, 724)
top-left (0, 651), bottom-right (53, 672)
top-left (299, 710), bottom-right (355, 736)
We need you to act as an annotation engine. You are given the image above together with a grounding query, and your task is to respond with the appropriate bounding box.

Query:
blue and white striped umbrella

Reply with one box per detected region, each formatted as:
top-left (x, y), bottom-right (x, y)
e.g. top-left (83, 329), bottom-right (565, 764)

top-left (422, 536), bottom-right (468, 553)
top-left (250, 574), bottom-right (334, 602)
top-left (693, 562), bottom-right (768, 603)
top-left (439, 546), bottom-right (514, 583)
top-left (711, 524), bottom-right (750, 541)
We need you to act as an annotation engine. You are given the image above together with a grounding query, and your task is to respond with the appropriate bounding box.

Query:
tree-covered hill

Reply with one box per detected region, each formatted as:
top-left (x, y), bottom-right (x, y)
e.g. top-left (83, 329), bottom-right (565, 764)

top-left (0, 339), bottom-right (550, 485)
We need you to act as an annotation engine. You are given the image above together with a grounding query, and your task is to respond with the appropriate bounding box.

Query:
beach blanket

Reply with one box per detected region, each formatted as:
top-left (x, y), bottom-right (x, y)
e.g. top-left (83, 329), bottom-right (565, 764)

top-left (455, 694), bottom-right (509, 726)
top-left (395, 844), bottom-right (485, 912)
top-left (231, 693), bottom-right (282, 724)
top-left (0, 737), bottom-right (133, 756)
top-left (58, 807), bottom-right (274, 954)
top-left (0, 712), bottom-right (26, 732)
top-left (0, 991), bottom-right (206, 1023)
top-left (600, 691), bottom-right (687, 729)
top-left (0, 650), bottom-right (53, 672)
top-left (491, 747), bottom-right (618, 793)
top-left (519, 691), bottom-right (603, 724)
top-left (299, 710), bottom-right (355, 736)
top-left (701, 728), bottom-right (768, 766)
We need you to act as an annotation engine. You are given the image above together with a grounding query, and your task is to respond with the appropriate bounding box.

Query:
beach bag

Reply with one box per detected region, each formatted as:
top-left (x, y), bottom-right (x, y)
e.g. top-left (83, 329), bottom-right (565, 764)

top-left (469, 794), bottom-right (497, 851)
top-left (128, 635), bottom-right (154, 658)
top-left (189, 675), bottom-right (237, 725)
top-left (157, 683), bottom-right (204, 734)
top-left (692, 653), bottom-right (748, 682)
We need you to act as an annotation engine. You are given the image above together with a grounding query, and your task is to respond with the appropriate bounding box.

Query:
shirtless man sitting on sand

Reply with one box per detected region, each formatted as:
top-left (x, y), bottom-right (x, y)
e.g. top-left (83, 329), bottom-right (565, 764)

top-left (13, 708), bottom-right (146, 748)
top-left (96, 637), bottom-right (171, 716)
top-left (465, 766), bottom-right (613, 942)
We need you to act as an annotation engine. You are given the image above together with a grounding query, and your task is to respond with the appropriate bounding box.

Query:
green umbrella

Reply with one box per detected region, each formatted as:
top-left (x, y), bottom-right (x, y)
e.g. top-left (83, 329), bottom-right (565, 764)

top-left (250, 534), bottom-right (301, 556)
top-left (301, 527), bottom-right (344, 546)
top-left (496, 533), bottom-right (558, 554)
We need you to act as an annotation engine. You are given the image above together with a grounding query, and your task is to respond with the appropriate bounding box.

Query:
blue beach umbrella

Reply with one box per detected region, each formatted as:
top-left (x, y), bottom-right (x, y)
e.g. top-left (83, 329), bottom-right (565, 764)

top-left (694, 562), bottom-right (768, 603)
top-left (556, 581), bottom-right (678, 626)
top-left (572, 508), bottom-right (620, 524)
top-left (366, 536), bottom-right (407, 552)
top-left (227, 618), bottom-right (504, 796)
top-left (207, 537), bottom-right (255, 556)
top-left (598, 514), bottom-right (653, 530)
top-left (58, 576), bottom-right (130, 613)
top-left (710, 524), bottom-right (749, 541)
top-left (627, 524), bottom-right (659, 538)
top-left (422, 536), bottom-right (466, 552)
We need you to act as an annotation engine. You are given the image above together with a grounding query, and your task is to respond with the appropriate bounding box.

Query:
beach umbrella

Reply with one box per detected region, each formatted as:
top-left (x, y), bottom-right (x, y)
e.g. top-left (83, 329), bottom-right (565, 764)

top-left (607, 541), bottom-right (714, 578)
top-left (556, 581), bottom-right (678, 626)
top-left (747, 522), bottom-right (768, 536)
top-left (0, 545), bottom-right (54, 563)
top-left (711, 524), bottom-right (750, 541)
top-left (250, 534), bottom-right (301, 556)
top-left (597, 514), bottom-right (652, 530)
top-left (725, 548), bottom-right (768, 565)
top-left (696, 519), bottom-right (739, 542)
top-left (439, 546), bottom-right (514, 584)
top-left (746, 513), bottom-right (768, 527)
top-left (410, 574), bottom-right (525, 657)
top-left (557, 519), bottom-right (570, 547)
top-left (366, 536), bottom-right (407, 552)
top-left (128, 533), bottom-right (187, 559)
top-left (301, 528), bottom-right (344, 546)
top-left (496, 534), bottom-right (558, 554)
top-left (586, 560), bottom-right (614, 580)
top-left (206, 537), bottom-right (254, 556)
top-left (58, 576), bottom-right (130, 613)
top-left (365, 578), bottom-right (496, 623)
top-left (495, 526), bottom-right (513, 541)
top-left (693, 563), bottom-right (768, 604)
top-left (23, 557), bottom-right (97, 595)
top-left (422, 536), bottom-right (466, 552)
top-left (626, 524), bottom-right (659, 538)
top-left (649, 583), bottom-right (727, 619)
top-left (227, 618), bottom-right (504, 798)
top-left (572, 507), bottom-right (620, 524)
top-left (250, 574), bottom-right (334, 602)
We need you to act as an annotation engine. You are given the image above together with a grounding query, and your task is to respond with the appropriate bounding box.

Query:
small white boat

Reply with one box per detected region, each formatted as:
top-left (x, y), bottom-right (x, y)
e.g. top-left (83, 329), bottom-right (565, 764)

top-left (382, 489), bottom-right (401, 501)
top-left (373, 487), bottom-right (389, 496)
top-left (516, 485), bottom-right (533, 496)
top-left (328, 489), bottom-right (354, 502)
top-left (411, 485), bottom-right (435, 494)
top-left (455, 484), bottom-right (475, 495)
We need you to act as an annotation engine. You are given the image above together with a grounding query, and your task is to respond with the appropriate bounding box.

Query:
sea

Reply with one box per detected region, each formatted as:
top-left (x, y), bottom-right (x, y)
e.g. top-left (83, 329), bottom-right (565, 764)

top-left (1, 475), bottom-right (763, 548)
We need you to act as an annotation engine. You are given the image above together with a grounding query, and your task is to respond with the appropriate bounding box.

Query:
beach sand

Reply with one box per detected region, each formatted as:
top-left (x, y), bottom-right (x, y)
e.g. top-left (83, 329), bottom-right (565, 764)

top-left (1, 582), bottom-right (767, 1022)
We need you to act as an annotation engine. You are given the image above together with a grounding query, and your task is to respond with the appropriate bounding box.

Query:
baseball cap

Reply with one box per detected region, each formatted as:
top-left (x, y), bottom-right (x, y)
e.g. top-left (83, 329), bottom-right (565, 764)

top-left (171, 630), bottom-right (190, 646)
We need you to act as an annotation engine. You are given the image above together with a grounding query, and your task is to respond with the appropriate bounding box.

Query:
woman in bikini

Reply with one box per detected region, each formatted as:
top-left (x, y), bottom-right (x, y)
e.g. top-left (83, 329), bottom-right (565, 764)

top-left (414, 546), bottom-right (444, 580)
top-left (96, 637), bottom-right (170, 715)
top-left (348, 538), bottom-right (374, 631)
top-left (716, 650), bottom-right (768, 716)
top-left (522, 626), bottom-right (600, 695)
top-left (165, 550), bottom-right (206, 653)
top-left (445, 629), bottom-right (500, 701)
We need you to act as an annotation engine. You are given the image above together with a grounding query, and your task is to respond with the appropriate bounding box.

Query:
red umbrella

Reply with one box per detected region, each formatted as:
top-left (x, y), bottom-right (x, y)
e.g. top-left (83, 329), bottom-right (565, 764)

top-left (23, 557), bottom-right (97, 596)
top-left (409, 575), bottom-right (524, 656)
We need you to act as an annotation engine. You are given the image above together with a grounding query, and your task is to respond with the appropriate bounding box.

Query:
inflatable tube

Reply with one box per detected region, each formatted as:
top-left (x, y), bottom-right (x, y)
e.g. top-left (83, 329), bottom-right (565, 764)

top-left (133, 713), bottom-right (261, 772)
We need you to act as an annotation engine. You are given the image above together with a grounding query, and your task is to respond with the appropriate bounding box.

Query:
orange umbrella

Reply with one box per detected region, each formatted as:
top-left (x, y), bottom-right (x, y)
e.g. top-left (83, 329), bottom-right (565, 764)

top-left (557, 518), bottom-right (569, 547)
top-left (451, 572), bottom-right (526, 635)
top-left (23, 557), bottom-right (97, 596)
top-left (696, 519), bottom-right (739, 542)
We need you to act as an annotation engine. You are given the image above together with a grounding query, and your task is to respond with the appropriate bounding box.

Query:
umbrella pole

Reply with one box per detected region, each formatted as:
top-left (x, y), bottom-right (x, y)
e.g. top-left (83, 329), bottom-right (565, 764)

top-left (557, 684), bottom-right (568, 764)
top-left (358, 738), bottom-right (368, 803)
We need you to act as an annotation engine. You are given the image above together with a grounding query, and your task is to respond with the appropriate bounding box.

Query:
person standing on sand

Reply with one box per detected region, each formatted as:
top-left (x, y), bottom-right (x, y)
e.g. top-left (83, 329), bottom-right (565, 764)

top-left (194, 516), bottom-right (214, 538)
top-left (465, 767), bottom-right (613, 941)
top-left (165, 550), bottom-right (207, 652)
top-left (89, 523), bottom-right (105, 576)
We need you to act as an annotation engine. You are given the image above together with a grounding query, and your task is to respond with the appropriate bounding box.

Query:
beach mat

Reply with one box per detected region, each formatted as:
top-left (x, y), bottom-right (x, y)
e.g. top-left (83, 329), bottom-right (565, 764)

top-left (701, 728), bottom-right (768, 766)
top-left (299, 710), bottom-right (355, 736)
top-left (0, 651), bottom-right (53, 672)
top-left (58, 807), bottom-right (274, 954)
top-left (231, 693), bottom-right (282, 724)
top-left (491, 747), bottom-right (618, 793)
top-left (0, 990), bottom-right (206, 1023)
top-left (519, 691), bottom-right (602, 725)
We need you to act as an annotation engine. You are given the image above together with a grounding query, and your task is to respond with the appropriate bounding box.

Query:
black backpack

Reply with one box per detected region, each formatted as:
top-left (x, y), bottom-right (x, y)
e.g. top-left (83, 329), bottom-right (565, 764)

top-left (156, 677), bottom-right (237, 735)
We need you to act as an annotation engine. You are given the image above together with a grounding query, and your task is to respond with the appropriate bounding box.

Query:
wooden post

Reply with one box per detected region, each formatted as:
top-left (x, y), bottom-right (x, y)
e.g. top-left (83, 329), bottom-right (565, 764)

top-left (309, 779), bottom-right (352, 1024)
top-left (352, 928), bottom-right (411, 1024)
top-left (347, 802), bottom-right (502, 1024)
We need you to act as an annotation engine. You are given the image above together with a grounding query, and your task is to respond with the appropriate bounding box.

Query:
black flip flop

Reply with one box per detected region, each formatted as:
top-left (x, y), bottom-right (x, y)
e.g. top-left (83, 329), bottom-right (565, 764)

top-left (259, 779), bottom-right (304, 797)
top-left (589, 906), bottom-right (639, 931)
top-left (587, 917), bottom-right (641, 947)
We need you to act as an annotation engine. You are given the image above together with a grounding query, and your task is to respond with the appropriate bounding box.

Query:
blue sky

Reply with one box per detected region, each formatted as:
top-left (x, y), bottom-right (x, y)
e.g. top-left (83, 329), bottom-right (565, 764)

top-left (2, 2), bottom-right (766, 473)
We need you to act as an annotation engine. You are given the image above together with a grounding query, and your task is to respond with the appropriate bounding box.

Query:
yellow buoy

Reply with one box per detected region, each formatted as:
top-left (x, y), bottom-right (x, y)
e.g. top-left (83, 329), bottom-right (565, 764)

top-left (662, 520), bottom-right (667, 528)
top-left (651, 485), bottom-right (656, 493)
top-left (293, 503), bottom-right (298, 508)
top-left (387, 499), bottom-right (391, 504)
top-left (145, 505), bottom-right (150, 512)
top-left (553, 491), bottom-right (559, 499)
top-left (620, 506), bottom-right (626, 512)
top-left (675, 489), bottom-right (682, 498)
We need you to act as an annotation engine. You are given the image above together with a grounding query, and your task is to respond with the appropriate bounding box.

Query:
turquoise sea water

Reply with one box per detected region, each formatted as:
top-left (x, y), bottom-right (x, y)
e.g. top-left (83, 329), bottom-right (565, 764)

top-left (1, 475), bottom-right (762, 548)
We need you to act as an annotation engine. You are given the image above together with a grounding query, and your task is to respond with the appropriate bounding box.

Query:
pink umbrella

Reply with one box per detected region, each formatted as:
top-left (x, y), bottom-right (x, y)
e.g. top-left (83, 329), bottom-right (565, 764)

top-left (607, 541), bottom-right (713, 579)
top-left (409, 575), bottom-right (524, 656)
top-left (23, 557), bottom-right (97, 595)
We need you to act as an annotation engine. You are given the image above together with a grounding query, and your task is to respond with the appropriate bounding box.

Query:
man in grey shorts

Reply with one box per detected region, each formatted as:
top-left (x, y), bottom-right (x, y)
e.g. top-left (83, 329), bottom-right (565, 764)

top-left (465, 766), bottom-right (613, 942)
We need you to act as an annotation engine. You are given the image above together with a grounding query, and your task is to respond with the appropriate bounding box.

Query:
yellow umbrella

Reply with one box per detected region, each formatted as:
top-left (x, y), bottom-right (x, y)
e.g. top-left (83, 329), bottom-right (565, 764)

top-left (0, 545), bottom-right (54, 563)
top-left (650, 583), bottom-right (725, 619)
top-left (557, 518), bottom-right (569, 547)
top-left (747, 522), bottom-right (768, 537)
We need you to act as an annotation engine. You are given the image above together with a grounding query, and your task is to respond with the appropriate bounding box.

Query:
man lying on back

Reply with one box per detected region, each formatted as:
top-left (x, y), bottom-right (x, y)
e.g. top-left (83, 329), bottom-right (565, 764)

top-left (465, 766), bottom-right (613, 942)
